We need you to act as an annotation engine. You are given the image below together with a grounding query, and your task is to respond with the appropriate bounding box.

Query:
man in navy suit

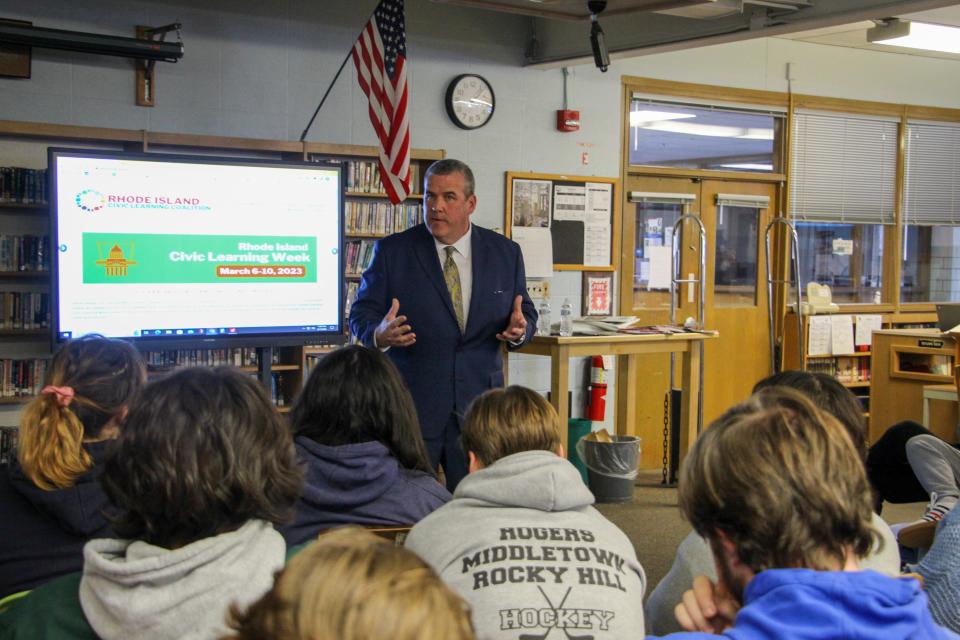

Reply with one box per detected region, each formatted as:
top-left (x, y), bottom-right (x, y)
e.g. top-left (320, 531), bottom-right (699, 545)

top-left (350, 159), bottom-right (537, 490)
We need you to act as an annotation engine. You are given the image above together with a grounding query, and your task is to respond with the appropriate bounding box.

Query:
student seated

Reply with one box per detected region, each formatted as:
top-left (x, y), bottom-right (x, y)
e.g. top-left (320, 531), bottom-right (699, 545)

top-left (656, 387), bottom-right (958, 639)
top-left (0, 367), bottom-right (304, 639)
top-left (916, 503), bottom-right (960, 633)
top-left (405, 385), bottom-right (647, 639)
top-left (0, 335), bottom-right (145, 599)
top-left (278, 345), bottom-right (450, 547)
top-left (225, 526), bottom-right (475, 640)
top-left (645, 370), bottom-right (899, 635)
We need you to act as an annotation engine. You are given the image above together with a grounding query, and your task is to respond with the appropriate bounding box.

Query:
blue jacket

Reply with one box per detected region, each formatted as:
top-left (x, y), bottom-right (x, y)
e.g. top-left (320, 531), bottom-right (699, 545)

top-left (649, 569), bottom-right (960, 640)
top-left (349, 223), bottom-right (536, 439)
top-left (0, 440), bottom-right (115, 599)
top-left (277, 437), bottom-right (451, 547)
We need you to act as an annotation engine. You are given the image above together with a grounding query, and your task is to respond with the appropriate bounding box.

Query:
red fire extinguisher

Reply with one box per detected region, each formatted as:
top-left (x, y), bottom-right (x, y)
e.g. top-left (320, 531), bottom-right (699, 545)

top-left (587, 355), bottom-right (607, 421)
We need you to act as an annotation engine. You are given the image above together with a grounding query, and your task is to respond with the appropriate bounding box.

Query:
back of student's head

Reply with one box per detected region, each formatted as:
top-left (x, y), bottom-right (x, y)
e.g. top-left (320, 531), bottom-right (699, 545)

top-left (679, 386), bottom-right (876, 575)
top-left (462, 386), bottom-right (560, 467)
top-left (102, 366), bottom-right (303, 549)
top-left (18, 334), bottom-right (146, 490)
top-left (225, 526), bottom-right (475, 640)
top-left (289, 345), bottom-right (433, 475)
top-left (753, 369), bottom-right (867, 461)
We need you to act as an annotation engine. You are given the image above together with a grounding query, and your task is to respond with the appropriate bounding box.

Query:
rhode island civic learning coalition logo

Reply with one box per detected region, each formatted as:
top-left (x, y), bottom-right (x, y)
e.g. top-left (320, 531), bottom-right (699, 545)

top-left (75, 189), bottom-right (105, 212)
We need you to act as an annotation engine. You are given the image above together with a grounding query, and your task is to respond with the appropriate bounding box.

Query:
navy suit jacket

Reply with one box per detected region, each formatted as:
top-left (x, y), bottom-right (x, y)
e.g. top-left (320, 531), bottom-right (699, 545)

top-left (349, 223), bottom-right (537, 440)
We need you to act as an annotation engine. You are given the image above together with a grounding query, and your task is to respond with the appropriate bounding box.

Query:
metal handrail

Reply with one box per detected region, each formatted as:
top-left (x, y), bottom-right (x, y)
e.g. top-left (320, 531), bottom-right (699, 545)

top-left (764, 217), bottom-right (803, 373)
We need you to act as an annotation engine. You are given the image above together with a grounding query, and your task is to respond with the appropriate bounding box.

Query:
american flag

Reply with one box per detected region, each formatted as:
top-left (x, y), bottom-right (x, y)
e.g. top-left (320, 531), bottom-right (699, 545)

top-left (352, 0), bottom-right (411, 205)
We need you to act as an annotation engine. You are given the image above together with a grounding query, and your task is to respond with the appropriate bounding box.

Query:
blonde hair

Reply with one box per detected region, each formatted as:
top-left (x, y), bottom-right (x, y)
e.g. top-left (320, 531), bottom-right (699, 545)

top-left (226, 527), bottom-right (475, 640)
top-left (18, 335), bottom-right (145, 490)
top-left (461, 385), bottom-right (561, 466)
top-left (679, 386), bottom-right (877, 574)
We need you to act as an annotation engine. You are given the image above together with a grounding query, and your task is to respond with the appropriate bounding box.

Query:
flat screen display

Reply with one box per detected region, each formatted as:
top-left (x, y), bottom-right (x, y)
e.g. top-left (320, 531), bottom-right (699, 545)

top-left (49, 148), bottom-right (344, 347)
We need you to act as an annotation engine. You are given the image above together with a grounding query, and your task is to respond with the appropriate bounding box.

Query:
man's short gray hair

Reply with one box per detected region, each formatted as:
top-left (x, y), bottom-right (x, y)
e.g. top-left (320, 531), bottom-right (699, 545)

top-left (424, 159), bottom-right (475, 198)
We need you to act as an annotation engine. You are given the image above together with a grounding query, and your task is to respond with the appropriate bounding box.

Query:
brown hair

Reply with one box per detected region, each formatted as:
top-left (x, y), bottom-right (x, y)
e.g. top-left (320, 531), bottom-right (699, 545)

top-left (18, 334), bottom-right (146, 489)
top-left (461, 386), bottom-right (560, 466)
top-left (225, 527), bottom-right (475, 640)
top-left (290, 345), bottom-right (434, 475)
top-left (752, 369), bottom-right (868, 461)
top-left (679, 386), bottom-right (876, 574)
top-left (102, 367), bottom-right (303, 549)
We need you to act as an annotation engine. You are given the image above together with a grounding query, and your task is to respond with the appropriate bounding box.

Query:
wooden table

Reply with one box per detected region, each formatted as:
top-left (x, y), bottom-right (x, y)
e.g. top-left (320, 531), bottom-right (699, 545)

top-left (517, 332), bottom-right (716, 464)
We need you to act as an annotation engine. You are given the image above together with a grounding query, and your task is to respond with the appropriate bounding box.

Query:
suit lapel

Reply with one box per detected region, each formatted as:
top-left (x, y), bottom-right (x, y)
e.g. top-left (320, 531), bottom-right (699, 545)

top-left (412, 225), bottom-right (459, 325)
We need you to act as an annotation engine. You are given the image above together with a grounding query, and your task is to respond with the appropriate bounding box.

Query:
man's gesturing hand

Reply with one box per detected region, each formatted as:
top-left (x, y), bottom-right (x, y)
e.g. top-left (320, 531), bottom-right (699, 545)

top-left (496, 295), bottom-right (528, 343)
top-left (374, 298), bottom-right (416, 348)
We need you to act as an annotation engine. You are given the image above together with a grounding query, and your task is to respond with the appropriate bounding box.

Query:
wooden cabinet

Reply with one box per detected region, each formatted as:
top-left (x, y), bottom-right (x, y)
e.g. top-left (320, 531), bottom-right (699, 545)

top-left (868, 329), bottom-right (957, 443)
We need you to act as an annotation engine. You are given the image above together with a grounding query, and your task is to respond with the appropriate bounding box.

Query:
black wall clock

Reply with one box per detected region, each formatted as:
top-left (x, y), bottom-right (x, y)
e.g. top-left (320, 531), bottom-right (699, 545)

top-left (445, 74), bottom-right (495, 130)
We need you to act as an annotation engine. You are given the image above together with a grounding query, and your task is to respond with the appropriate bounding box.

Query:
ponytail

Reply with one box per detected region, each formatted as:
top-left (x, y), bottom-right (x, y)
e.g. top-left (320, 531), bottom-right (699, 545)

top-left (18, 392), bottom-right (92, 489)
top-left (15, 335), bottom-right (146, 491)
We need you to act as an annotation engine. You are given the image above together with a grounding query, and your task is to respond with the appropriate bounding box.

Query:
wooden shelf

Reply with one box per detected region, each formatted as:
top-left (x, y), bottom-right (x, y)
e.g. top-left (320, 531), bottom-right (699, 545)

top-left (841, 381), bottom-right (871, 388)
top-left (805, 352), bottom-right (872, 359)
top-left (0, 271), bottom-right (49, 279)
top-left (0, 328), bottom-right (49, 336)
top-left (345, 191), bottom-right (423, 199)
top-left (0, 396), bottom-right (33, 405)
top-left (0, 202), bottom-right (47, 213)
top-left (345, 232), bottom-right (388, 239)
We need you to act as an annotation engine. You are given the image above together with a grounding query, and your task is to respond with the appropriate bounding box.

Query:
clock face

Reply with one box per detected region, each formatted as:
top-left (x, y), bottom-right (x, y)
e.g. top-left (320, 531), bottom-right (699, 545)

top-left (445, 74), bottom-right (495, 130)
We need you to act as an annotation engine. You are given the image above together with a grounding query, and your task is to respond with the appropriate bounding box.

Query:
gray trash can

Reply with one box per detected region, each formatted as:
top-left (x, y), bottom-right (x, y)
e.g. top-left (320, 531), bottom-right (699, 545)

top-left (577, 435), bottom-right (641, 503)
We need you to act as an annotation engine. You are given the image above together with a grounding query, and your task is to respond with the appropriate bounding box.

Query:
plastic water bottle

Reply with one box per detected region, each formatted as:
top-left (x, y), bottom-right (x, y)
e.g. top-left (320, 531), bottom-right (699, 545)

top-left (559, 298), bottom-right (573, 337)
top-left (537, 300), bottom-right (552, 336)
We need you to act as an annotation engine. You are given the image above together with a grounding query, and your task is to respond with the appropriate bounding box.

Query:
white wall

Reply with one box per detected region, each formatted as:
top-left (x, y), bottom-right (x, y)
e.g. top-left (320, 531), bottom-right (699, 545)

top-left (2, 0), bottom-right (959, 427)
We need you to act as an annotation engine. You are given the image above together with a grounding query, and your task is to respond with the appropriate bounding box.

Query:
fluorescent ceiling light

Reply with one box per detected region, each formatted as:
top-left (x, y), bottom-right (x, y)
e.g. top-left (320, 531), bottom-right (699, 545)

top-left (720, 163), bottom-right (774, 171)
top-left (637, 121), bottom-right (774, 140)
top-left (629, 110), bottom-right (696, 127)
top-left (868, 19), bottom-right (960, 55)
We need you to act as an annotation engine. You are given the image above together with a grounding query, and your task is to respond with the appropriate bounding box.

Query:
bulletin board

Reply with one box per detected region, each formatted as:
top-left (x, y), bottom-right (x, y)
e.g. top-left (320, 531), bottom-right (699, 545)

top-left (504, 171), bottom-right (619, 274)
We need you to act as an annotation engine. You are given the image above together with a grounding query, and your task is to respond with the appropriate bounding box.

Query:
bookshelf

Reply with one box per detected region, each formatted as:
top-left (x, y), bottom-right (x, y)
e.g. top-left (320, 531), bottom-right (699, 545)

top-left (0, 118), bottom-right (444, 424)
top-left (0, 166), bottom-right (52, 411)
top-left (328, 157), bottom-right (428, 330)
top-left (782, 309), bottom-right (940, 427)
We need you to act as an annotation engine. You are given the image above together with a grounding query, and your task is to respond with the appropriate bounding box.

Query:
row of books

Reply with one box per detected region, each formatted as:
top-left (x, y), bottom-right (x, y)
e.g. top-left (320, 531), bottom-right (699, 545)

top-left (805, 357), bottom-right (871, 383)
top-left (344, 160), bottom-right (421, 196)
top-left (344, 200), bottom-right (422, 236)
top-left (0, 167), bottom-right (47, 205)
top-left (0, 427), bottom-right (18, 465)
top-left (345, 281), bottom-right (359, 318)
top-left (0, 292), bottom-right (49, 330)
top-left (143, 348), bottom-right (261, 369)
top-left (0, 235), bottom-right (49, 273)
top-left (0, 358), bottom-right (49, 398)
top-left (345, 239), bottom-right (376, 276)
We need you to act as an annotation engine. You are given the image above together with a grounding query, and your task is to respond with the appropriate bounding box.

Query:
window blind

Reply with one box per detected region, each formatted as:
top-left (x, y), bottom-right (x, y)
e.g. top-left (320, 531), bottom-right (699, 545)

top-left (789, 110), bottom-right (897, 224)
top-left (903, 120), bottom-right (960, 226)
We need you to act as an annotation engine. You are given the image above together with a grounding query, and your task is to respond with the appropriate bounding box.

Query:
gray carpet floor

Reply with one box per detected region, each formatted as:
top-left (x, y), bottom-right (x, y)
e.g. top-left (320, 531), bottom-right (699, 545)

top-left (594, 471), bottom-right (929, 594)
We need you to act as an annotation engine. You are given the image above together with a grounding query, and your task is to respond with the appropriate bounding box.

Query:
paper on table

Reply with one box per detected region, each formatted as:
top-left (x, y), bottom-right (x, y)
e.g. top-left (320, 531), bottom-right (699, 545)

top-left (647, 245), bottom-right (672, 290)
top-left (807, 315), bottom-right (832, 356)
top-left (512, 227), bottom-right (553, 278)
top-left (831, 315), bottom-right (855, 355)
top-left (854, 314), bottom-right (882, 347)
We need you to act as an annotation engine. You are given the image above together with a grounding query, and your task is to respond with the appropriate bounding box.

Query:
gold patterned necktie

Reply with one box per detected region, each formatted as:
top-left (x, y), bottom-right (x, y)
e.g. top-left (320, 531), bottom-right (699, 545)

top-left (443, 246), bottom-right (465, 333)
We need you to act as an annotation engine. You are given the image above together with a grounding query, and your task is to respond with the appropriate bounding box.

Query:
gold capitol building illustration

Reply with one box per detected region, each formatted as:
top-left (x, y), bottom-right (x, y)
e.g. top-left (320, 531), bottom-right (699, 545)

top-left (95, 242), bottom-right (137, 276)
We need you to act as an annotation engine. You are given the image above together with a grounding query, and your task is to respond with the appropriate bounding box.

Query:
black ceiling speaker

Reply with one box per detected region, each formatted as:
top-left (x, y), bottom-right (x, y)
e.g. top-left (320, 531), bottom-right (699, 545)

top-left (588, 0), bottom-right (610, 72)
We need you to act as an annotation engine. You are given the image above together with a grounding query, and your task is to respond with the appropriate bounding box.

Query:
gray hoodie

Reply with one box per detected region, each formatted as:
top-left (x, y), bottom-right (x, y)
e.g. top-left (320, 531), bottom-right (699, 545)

top-left (406, 450), bottom-right (646, 640)
top-left (79, 519), bottom-right (284, 640)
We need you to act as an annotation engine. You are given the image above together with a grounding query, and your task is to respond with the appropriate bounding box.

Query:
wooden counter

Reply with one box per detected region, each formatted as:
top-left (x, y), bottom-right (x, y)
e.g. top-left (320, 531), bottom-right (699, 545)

top-left (868, 329), bottom-right (957, 443)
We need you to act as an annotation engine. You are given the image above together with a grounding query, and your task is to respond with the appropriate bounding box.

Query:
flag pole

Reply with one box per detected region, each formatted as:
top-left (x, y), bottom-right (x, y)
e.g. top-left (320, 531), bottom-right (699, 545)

top-left (299, 2), bottom-right (381, 143)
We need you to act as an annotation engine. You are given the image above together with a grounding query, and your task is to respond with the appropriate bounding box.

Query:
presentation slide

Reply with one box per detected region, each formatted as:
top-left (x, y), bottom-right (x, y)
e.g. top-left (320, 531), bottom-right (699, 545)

top-left (52, 152), bottom-right (342, 342)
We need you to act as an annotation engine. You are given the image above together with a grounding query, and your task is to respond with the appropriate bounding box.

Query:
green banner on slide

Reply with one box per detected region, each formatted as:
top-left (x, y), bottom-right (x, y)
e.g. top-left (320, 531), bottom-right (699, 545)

top-left (81, 233), bottom-right (318, 283)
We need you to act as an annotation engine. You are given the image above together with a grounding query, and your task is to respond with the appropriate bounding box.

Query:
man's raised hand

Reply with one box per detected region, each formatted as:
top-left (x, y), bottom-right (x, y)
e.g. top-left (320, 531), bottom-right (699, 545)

top-left (374, 298), bottom-right (416, 348)
top-left (496, 295), bottom-right (528, 343)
